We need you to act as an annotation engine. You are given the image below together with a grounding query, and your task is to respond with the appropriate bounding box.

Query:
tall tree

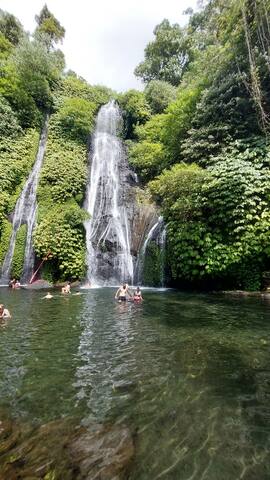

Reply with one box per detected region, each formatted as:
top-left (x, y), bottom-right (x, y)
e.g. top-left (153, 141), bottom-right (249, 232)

top-left (0, 10), bottom-right (24, 46)
top-left (35, 4), bottom-right (65, 49)
top-left (134, 19), bottom-right (191, 86)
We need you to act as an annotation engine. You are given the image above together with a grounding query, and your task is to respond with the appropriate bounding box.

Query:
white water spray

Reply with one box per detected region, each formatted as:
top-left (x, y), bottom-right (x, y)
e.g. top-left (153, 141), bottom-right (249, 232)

top-left (84, 101), bottom-right (133, 286)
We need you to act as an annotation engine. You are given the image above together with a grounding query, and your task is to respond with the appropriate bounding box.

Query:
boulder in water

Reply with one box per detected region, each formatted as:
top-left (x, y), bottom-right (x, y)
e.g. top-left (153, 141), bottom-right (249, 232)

top-left (23, 279), bottom-right (53, 290)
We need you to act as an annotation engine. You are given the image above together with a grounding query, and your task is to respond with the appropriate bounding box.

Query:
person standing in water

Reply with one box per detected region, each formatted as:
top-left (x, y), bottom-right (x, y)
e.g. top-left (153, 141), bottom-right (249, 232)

top-left (115, 284), bottom-right (131, 302)
top-left (61, 282), bottom-right (71, 294)
top-left (0, 304), bottom-right (11, 318)
top-left (133, 287), bottom-right (143, 302)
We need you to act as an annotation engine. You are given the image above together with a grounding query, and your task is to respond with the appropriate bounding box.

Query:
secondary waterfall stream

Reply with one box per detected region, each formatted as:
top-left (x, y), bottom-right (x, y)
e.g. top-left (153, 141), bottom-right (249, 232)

top-left (134, 216), bottom-right (167, 286)
top-left (0, 118), bottom-right (48, 284)
top-left (84, 101), bottom-right (133, 286)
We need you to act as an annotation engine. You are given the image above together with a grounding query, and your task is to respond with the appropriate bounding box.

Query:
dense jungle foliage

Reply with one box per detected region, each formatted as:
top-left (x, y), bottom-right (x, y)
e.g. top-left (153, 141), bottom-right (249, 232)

top-left (0, 5), bottom-right (112, 281)
top-left (1, 0), bottom-right (270, 290)
top-left (126, 0), bottom-right (270, 290)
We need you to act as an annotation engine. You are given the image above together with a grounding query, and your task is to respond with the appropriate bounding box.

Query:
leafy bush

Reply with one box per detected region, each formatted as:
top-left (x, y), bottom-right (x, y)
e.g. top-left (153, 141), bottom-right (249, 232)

top-left (35, 101), bottom-right (89, 280)
top-left (143, 241), bottom-right (163, 286)
top-left (54, 97), bottom-right (96, 143)
top-left (118, 90), bottom-right (151, 139)
top-left (129, 141), bottom-right (166, 183)
top-left (0, 95), bottom-right (22, 138)
top-left (0, 219), bottom-right (12, 264)
top-left (150, 163), bottom-right (206, 219)
top-left (134, 113), bottom-right (167, 143)
top-left (34, 203), bottom-right (88, 280)
top-left (59, 76), bottom-right (113, 107)
top-left (0, 32), bottom-right (13, 59)
top-left (150, 156), bottom-right (270, 289)
top-left (0, 129), bottom-right (39, 194)
top-left (144, 80), bottom-right (177, 114)
top-left (39, 136), bottom-right (88, 202)
top-left (11, 224), bottom-right (27, 278)
top-left (0, 128), bottom-right (39, 247)
top-left (162, 86), bottom-right (203, 161)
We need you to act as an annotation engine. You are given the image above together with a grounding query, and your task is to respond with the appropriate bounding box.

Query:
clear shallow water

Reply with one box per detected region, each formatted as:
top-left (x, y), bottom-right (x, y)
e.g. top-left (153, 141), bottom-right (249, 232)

top-left (0, 287), bottom-right (270, 479)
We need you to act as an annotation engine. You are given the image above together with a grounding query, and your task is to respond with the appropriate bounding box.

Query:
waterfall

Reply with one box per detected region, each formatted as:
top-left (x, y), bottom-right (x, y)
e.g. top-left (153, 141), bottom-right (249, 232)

top-left (84, 101), bottom-right (133, 286)
top-left (159, 225), bottom-right (167, 287)
top-left (135, 216), bottom-right (167, 286)
top-left (0, 118), bottom-right (49, 284)
top-left (134, 217), bottom-right (162, 284)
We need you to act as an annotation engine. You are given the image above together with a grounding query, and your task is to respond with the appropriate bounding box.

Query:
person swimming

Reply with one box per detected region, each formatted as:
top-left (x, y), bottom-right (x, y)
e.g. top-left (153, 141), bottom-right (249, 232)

top-left (43, 292), bottom-right (53, 299)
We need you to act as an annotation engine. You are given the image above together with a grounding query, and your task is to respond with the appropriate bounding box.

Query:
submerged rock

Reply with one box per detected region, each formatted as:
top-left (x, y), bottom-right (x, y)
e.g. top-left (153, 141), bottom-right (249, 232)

top-left (68, 423), bottom-right (134, 479)
top-left (0, 414), bottom-right (134, 480)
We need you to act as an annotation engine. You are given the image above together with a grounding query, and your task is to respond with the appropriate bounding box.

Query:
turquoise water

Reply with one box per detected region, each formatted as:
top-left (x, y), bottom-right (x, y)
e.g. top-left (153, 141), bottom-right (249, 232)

top-left (0, 287), bottom-right (270, 479)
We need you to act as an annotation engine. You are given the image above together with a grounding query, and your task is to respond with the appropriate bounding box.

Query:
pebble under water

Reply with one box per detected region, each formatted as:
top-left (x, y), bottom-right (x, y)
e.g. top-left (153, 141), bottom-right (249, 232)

top-left (0, 287), bottom-right (270, 479)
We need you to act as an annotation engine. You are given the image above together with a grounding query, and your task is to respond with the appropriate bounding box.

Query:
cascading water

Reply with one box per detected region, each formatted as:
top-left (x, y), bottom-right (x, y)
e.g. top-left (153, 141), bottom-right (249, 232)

top-left (134, 217), bottom-right (162, 284)
top-left (84, 101), bottom-right (133, 286)
top-left (159, 225), bottom-right (167, 287)
top-left (0, 118), bottom-right (49, 284)
top-left (134, 216), bottom-right (167, 286)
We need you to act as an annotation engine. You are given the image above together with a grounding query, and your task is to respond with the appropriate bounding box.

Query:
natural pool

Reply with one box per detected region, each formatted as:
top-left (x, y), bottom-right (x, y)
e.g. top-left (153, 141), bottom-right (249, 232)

top-left (0, 287), bottom-right (270, 479)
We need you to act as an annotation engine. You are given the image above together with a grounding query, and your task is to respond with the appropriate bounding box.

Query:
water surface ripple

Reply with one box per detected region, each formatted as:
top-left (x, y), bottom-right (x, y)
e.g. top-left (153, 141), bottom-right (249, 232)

top-left (0, 288), bottom-right (270, 479)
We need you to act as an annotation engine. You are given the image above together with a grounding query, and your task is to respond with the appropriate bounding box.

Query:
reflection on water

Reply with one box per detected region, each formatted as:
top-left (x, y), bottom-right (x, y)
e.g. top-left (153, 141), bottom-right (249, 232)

top-left (0, 288), bottom-right (270, 478)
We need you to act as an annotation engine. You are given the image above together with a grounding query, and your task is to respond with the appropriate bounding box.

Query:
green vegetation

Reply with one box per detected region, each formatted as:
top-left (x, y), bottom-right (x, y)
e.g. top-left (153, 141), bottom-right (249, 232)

top-left (34, 202), bottom-right (88, 280)
top-left (2, 0), bottom-right (270, 290)
top-left (34, 75), bottom-right (111, 281)
top-left (34, 117), bottom-right (89, 281)
top-left (0, 5), bottom-right (111, 282)
top-left (134, 19), bottom-right (191, 86)
top-left (0, 219), bottom-right (12, 264)
top-left (142, 241), bottom-right (163, 286)
top-left (35, 4), bottom-right (65, 48)
top-left (129, 141), bottom-right (166, 183)
top-left (144, 80), bottom-right (177, 114)
top-left (118, 89), bottom-right (151, 139)
top-left (129, 0), bottom-right (270, 290)
top-left (11, 224), bottom-right (27, 279)
top-left (54, 97), bottom-right (96, 143)
top-left (0, 129), bottom-right (40, 240)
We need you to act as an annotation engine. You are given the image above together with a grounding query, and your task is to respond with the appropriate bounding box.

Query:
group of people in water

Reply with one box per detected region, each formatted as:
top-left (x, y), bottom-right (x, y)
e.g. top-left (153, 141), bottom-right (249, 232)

top-left (43, 282), bottom-right (72, 298)
top-left (1, 282), bottom-right (143, 318)
top-left (8, 278), bottom-right (21, 289)
top-left (43, 282), bottom-right (143, 302)
top-left (115, 284), bottom-right (143, 302)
